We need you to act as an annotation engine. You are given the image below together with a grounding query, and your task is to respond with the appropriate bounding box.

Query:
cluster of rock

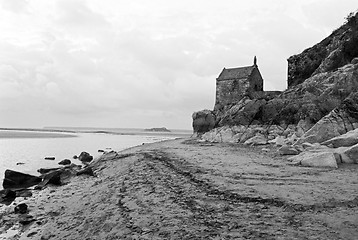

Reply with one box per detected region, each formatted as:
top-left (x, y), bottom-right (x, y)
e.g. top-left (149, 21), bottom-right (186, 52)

top-left (195, 93), bottom-right (358, 168)
top-left (192, 12), bottom-right (358, 168)
top-left (0, 151), bottom-right (96, 209)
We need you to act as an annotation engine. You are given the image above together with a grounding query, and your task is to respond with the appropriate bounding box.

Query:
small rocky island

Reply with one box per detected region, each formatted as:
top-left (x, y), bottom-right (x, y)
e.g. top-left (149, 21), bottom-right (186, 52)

top-left (144, 127), bottom-right (171, 132)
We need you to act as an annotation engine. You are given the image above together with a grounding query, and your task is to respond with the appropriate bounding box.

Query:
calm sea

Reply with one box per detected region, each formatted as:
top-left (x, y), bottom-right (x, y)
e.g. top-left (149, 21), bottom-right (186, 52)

top-left (0, 129), bottom-right (191, 188)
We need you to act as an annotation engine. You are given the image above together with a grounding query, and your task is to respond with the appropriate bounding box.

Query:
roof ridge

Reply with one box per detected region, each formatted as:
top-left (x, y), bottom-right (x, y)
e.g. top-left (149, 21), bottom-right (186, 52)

top-left (225, 65), bottom-right (255, 70)
top-left (217, 65), bottom-right (256, 80)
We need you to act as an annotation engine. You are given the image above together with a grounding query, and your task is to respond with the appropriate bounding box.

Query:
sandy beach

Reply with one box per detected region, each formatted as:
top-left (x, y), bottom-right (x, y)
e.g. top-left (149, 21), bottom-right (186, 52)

top-left (1, 138), bottom-right (357, 239)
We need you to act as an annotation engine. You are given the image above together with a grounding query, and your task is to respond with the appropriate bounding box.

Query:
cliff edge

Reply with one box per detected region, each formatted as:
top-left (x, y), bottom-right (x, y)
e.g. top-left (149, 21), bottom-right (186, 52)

top-left (192, 11), bottom-right (358, 167)
top-left (288, 12), bottom-right (358, 87)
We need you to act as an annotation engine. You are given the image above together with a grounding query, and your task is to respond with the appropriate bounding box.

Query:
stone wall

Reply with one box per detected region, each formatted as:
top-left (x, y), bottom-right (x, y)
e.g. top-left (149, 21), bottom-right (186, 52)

top-left (248, 67), bottom-right (264, 92)
top-left (214, 78), bottom-right (250, 110)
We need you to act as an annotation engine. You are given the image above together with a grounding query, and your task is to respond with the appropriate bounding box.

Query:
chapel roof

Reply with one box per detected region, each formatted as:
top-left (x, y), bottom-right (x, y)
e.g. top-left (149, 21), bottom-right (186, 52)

top-left (217, 65), bottom-right (256, 81)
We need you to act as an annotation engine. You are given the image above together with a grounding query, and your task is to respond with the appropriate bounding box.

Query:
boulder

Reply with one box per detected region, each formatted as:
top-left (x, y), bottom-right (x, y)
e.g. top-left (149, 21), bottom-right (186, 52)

top-left (296, 119), bottom-right (314, 137)
top-left (201, 126), bottom-right (239, 143)
top-left (238, 127), bottom-right (261, 143)
top-left (3, 170), bottom-right (42, 189)
top-left (215, 127), bottom-right (235, 142)
top-left (58, 159), bottom-right (72, 165)
top-left (243, 134), bottom-right (268, 145)
top-left (44, 157), bottom-right (55, 160)
top-left (78, 152), bottom-right (93, 163)
top-left (222, 99), bottom-right (266, 126)
top-left (37, 169), bottom-right (64, 188)
top-left (301, 142), bottom-right (318, 149)
top-left (333, 147), bottom-right (355, 164)
top-left (192, 110), bottom-right (216, 134)
top-left (37, 167), bottom-right (62, 174)
top-left (278, 145), bottom-right (300, 155)
top-left (76, 167), bottom-right (95, 177)
top-left (321, 128), bottom-right (358, 148)
top-left (15, 189), bottom-right (32, 198)
top-left (285, 133), bottom-right (300, 145)
top-left (0, 189), bottom-right (16, 205)
top-left (14, 203), bottom-right (28, 214)
top-left (341, 144), bottom-right (358, 164)
top-left (268, 135), bottom-right (285, 146)
top-left (296, 92), bottom-right (358, 144)
top-left (19, 215), bottom-right (35, 225)
top-left (289, 151), bottom-right (338, 168)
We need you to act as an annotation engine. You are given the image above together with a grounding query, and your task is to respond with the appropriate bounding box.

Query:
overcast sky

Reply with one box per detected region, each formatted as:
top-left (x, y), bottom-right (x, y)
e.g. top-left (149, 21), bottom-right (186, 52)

top-left (0, 0), bottom-right (356, 130)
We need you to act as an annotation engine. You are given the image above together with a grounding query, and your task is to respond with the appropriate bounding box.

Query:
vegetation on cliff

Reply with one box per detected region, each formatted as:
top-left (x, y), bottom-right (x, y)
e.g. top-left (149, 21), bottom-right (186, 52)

top-left (287, 11), bottom-right (358, 87)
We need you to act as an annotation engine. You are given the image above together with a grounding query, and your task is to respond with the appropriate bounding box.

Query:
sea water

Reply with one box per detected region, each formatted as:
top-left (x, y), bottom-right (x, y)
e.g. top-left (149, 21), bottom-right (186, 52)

top-left (0, 130), bottom-right (187, 187)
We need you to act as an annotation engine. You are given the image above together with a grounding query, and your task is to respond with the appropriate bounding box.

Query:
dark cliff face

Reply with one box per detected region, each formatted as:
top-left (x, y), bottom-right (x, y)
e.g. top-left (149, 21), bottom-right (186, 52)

top-left (287, 12), bottom-right (358, 88)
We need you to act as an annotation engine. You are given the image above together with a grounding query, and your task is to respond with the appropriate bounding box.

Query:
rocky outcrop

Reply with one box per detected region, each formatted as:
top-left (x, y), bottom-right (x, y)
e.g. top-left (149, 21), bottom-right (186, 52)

top-left (342, 144), bottom-right (358, 163)
top-left (287, 12), bottom-right (358, 87)
top-left (278, 146), bottom-right (300, 155)
top-left (296, 92), bottom-right (358, 144)
top-left (38, 170), bottom-right (63, 187)
top-left (288, 151), bottom-right (338, 168)
top-left (243, 133), bottom-right (268, 145)
top-left (76, 166), bottom-right (95, 177)
top-left (192, 110), bottom-right (216, 134)
top-left (321, 128), bottom-right (358, 147)
top-left (196, 62), bottom-right (358, 148)
top-left (192, 11), bottom-right (358, 169)
top-left (213, 62), bottom-right (358, 130)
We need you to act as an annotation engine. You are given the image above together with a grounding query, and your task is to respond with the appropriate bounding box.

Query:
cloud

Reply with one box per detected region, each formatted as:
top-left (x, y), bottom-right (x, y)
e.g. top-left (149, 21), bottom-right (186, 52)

top-left (0, 0), bottom-right (29, 13)
top-left (302, 0), bottom-right (358, 32)
top-left (0, 0), bottom-right (356, 128)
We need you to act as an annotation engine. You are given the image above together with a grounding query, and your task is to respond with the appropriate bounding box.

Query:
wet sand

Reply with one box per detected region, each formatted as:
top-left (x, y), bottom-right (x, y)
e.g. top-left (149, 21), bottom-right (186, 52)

top-left (1, 138), bottom-right (357, 239)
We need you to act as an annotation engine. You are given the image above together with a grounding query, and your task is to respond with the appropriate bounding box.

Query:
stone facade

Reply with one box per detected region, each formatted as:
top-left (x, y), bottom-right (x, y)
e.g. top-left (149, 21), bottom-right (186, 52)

top-left (214, 60), bottom-right (264, 110)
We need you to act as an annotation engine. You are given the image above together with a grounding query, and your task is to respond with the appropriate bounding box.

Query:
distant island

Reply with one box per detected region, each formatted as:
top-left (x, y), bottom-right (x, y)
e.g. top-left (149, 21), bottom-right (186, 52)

top-left (144, 127), bottom-right (171, 132)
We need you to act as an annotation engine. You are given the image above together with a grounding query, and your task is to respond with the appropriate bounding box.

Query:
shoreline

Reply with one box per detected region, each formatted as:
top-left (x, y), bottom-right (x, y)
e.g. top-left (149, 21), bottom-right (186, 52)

top-left (0, 128), bottom-right (192, 139)
top-left (1, 138), bottom-right (357, 239)
top-left (0, 131), bottom-right (77, 139)
top-left (0, 131), bottom-right (178, 189)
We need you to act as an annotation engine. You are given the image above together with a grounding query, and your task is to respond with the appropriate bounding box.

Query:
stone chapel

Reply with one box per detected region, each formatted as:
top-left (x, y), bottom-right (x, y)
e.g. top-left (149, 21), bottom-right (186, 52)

top-left (214, 57), bottom-right (264, 109)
